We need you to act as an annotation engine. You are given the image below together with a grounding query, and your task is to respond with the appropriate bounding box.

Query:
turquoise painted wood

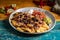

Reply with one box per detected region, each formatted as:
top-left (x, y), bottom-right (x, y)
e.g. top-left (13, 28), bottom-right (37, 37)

top-left (0, 20), bottom-right (60, 40)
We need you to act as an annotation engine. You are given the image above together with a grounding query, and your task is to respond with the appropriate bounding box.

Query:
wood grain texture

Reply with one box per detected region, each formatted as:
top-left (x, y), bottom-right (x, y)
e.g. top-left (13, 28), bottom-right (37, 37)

top-left (0, 0), bottom-right (60, 21)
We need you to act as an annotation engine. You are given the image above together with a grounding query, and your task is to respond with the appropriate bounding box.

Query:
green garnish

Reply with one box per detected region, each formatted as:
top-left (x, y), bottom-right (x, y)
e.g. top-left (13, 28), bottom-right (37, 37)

top-left (0, 8), bottom-right (5, 13)
top-left (44, 17), bottom-right (52, 25)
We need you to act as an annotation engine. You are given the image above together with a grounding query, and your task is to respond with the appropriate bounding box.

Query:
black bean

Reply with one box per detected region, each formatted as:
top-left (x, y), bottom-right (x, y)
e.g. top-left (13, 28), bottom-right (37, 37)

top-left (19, 15), bottom-right (22, 18)
top-left (34, 23), bottom-right (37, 27)
top-left (32, 17), bottom-right (38, 22)
top-left (23, 18), bottom-right (27, 20)
top-left (19, 20), bottom-right (22, 22)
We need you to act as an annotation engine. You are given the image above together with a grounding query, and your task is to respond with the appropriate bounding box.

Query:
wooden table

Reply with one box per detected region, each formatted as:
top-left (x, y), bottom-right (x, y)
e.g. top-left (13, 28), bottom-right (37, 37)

top-left (0, 0), bottom-right (60, 21)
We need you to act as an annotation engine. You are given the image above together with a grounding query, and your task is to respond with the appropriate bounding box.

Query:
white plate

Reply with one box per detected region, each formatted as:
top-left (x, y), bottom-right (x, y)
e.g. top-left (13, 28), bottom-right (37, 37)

top-left (9, 7), bottom-right (56, 34)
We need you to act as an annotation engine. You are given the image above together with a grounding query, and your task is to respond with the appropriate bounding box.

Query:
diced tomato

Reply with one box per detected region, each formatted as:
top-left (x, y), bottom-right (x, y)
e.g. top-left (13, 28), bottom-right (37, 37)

top-left (40, 12), bottom-right (46, 18)
top-left (32, 10), bottom-right (46, 19)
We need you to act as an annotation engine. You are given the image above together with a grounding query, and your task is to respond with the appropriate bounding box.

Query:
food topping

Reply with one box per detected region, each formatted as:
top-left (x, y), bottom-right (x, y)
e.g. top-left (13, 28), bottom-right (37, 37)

top-left (11, 10), bottom-right (51, 33)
